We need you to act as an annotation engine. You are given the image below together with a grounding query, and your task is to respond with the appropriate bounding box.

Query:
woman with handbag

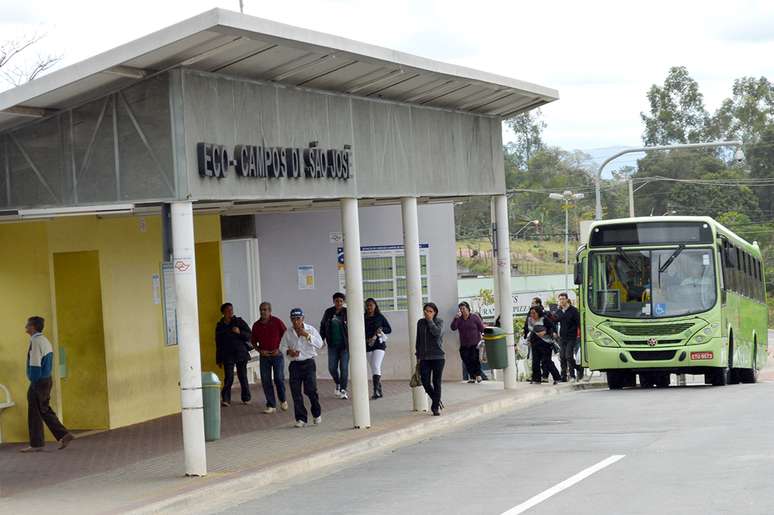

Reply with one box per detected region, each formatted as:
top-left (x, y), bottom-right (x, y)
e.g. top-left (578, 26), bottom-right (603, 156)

top-left (415, 302), bottom-right (445, 416)
top-left (364, 298), bottom-right (392, 399)
top-left (524, 306), bottom-right (561, 385)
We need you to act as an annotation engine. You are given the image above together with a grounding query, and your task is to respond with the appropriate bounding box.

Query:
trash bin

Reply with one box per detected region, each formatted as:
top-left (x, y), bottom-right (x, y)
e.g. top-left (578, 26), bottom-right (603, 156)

top-left (201, 372), bottom-right (221, 442)
top-left (483, 327), bottom-right (509, 369)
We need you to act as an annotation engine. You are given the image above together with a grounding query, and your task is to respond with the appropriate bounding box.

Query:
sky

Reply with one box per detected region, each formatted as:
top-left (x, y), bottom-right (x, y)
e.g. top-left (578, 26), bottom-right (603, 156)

top-left (2, 0), bottom-right (773, 169)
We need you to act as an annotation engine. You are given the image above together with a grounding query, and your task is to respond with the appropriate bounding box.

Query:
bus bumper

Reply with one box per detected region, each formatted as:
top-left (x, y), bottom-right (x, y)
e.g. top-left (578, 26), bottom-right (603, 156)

top-left (588, 338), bottom-right (726, 372)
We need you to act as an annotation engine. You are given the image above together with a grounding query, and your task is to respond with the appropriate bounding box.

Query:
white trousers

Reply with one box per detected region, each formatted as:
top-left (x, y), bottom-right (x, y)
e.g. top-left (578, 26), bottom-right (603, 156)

top-left (368, 349), bottom-right (385, 376)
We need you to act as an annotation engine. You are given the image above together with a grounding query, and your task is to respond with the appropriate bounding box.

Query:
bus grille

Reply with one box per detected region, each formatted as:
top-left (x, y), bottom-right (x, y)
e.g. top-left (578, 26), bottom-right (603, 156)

top-left (610, 323), bottom-right (693, 336)
top-left (630, 350), bottom-right (677, 361)
top-left (624, 339), bottom-right (683, 346)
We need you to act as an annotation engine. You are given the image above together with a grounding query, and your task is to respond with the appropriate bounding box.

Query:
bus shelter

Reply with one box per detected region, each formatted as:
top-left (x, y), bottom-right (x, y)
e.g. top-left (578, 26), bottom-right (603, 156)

top-left (0, 8), bottom-right (558, 475)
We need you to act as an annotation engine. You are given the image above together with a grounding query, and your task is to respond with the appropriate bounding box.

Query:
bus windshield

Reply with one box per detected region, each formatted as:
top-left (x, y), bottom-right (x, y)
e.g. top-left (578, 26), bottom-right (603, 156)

top-left (588, 248), bottom-right (717, 318)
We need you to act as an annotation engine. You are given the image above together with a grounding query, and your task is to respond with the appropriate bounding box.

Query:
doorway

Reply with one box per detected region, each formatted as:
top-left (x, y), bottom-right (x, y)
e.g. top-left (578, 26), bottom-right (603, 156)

top-left (53, 251), bottom-right (109, 430)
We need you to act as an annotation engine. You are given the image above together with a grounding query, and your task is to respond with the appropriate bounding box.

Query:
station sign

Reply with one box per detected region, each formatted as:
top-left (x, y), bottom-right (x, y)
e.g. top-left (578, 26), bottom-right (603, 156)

top-left (196, 142), bottom-right (352, 181)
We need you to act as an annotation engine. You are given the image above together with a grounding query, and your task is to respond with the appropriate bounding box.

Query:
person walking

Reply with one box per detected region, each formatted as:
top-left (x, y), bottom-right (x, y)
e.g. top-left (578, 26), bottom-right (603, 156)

top-left (416, 302), bottom-right (445, 416)
top-left (451, 301), bottom-right (485, 384)
top-left (215, 302), bottom-right (252, 407)
top-left (553, 293), bottom-right (580, 382)
top-left (319, 292), bottom-right (349, 399)
top-left (281, 308), bottom-right (324, 428)
top-left (524, 306), bottom-right (561, 385)
top-left (364, 298), bottom-right (392, 399)
top-left (251, 302), bottom-right (288, 414)
top-left (20, 316), bottom-right (74, 452)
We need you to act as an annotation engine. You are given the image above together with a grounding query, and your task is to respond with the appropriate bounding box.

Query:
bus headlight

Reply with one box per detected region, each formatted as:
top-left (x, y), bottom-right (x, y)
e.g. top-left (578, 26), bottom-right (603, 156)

top-left (703, 327), bottom-right (713, 335)
top-left (693, 335), bottom-right (707, 344)
top-left (598, 336), bottom-right (617, 347)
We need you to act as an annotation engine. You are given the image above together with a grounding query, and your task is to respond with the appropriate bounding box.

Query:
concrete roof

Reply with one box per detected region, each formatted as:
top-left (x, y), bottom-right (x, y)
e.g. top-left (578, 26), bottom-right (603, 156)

top-left (0, 8), bottom-right (558, 131)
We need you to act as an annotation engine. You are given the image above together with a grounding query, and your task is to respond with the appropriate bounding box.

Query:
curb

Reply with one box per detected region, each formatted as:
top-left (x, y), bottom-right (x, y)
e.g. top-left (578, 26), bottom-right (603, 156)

top-left (127, 383), bottom-right (598, 514)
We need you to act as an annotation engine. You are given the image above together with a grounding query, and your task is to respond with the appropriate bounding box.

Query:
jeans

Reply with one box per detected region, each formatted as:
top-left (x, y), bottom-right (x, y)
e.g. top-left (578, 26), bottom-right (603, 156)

top-left (259, 354), bottom-right (286, 408)
top-left (289, 359), bottom-right (321, 423)
top-left (531, 341), bottom-right (560, 382)
top-left (459, 346), bottom-right (483, 379)
top-left (327, 345), bottom-right (349, 390)
top-left (222, 360), bottom-right (251, 403)
top-left (27, 378), bottom-right (69, 448)
top-left (419, 359), bottom-right (445, 410)
top-left (368, 349), bottom-right (385, 376)
top-left (559, 337), bottom-right (577, 379)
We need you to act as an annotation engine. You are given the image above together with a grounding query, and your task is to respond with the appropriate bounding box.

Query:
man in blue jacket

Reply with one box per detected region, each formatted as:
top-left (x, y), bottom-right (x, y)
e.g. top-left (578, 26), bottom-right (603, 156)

top-left (21, 316), bottom-right (73, 452)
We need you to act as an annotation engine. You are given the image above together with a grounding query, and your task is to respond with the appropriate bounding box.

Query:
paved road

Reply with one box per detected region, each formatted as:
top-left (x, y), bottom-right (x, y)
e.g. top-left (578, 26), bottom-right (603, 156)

top-left (217, 380), bottom-right (774, 515)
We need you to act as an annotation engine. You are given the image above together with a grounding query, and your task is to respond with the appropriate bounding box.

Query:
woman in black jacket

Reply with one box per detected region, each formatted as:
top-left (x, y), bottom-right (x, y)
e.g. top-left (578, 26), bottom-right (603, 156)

top-left (415, 302), bottom-right (445, 416)
top-left (524, 306), bottom-right (561, 385)
top-left (365, 298), bottom-right (392, 399)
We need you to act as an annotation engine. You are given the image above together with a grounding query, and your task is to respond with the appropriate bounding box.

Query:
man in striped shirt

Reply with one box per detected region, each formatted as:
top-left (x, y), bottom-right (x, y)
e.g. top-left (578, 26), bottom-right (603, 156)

top-left (20, 316), bottom-right (73, 452)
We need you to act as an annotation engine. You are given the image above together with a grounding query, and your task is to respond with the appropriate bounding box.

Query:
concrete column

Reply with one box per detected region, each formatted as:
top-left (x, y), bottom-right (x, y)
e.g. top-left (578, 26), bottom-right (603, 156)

top-left (401, 197), bottom-right (428, 411)
top-left (170, 202), bottom-right (207, 476)
top-left (493, 195), bottom-right (518, 389)
top-left (489, 197), bottom-right (500, 381)
top-left (340, 198), bottom-right (371, 428)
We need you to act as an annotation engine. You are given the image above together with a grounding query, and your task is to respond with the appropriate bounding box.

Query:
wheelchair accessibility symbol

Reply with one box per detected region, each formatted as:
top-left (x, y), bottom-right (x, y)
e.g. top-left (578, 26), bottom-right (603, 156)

top-left (654, 303), bottom-right (667, 316)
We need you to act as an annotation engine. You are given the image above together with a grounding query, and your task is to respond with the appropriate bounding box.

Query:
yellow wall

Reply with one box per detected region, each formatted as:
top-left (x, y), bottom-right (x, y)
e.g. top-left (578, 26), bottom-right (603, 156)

top-left (0, 214), bottom-right (223, 443)
top-left (53, 251), bottom-right (109, 429)
top-left (0, 222), bottom-right (54, 443)
top-left (196, 242), bottom-right (225, 379)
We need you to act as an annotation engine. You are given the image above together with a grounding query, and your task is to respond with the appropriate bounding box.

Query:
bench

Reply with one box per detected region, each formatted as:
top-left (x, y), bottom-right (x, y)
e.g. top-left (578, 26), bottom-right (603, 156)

top-left (0, 384), bottom-right (15, 444)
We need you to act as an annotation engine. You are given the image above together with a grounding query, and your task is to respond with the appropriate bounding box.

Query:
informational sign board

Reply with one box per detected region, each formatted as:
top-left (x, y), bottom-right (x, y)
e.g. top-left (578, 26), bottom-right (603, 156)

top-left (297, 265), bottom-right (316, 290)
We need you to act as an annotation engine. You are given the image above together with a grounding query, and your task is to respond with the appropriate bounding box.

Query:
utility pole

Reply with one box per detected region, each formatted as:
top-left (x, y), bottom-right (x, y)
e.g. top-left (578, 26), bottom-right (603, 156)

top-left (549, 191), bottom-right (584, 292)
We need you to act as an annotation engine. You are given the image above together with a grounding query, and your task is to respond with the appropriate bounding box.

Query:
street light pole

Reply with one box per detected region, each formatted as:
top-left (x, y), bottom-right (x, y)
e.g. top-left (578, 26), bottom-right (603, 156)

top-left (593, 140), bottom-right (743, 220)
top-left (549, 191), bottom-right (584, 292)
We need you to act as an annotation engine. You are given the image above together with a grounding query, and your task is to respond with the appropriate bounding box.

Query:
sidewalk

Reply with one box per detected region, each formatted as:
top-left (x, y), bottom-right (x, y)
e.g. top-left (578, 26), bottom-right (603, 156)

top-left (0, 377), bottom-right (592, 514)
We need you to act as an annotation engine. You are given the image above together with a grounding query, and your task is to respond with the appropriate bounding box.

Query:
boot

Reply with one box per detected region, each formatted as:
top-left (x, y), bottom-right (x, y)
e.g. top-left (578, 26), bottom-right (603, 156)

top-left (371, 375), bottom-right (380, 400)
top-left (376, 375), bottom-right (383, 398)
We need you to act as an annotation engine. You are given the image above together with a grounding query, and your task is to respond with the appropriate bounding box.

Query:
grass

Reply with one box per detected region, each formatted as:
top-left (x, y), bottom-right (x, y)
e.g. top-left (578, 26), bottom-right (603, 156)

top-left (457, 238), bottom-right (576, 276)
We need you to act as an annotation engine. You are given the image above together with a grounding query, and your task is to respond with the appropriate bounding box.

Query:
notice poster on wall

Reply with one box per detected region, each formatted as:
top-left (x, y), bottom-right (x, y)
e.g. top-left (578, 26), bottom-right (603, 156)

top-left (161, 262), bottom-right (178, 346)
top-left (298, 265), bottom-right (316, 290)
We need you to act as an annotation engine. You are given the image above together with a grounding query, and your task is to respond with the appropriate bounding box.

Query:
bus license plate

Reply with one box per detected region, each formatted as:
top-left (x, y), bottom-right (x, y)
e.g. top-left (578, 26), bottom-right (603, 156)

top-left (691, 352), bottom-right (714, 360)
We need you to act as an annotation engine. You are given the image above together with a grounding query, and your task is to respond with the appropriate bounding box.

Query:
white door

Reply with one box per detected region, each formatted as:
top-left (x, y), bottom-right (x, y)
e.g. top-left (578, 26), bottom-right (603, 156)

top-left (221, 238), bottom-right (261, 324)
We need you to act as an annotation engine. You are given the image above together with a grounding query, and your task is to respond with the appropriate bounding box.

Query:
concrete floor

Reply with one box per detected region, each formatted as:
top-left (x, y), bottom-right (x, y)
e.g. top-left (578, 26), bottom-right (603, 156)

top-left (220, 379), bottom-right (774, 515)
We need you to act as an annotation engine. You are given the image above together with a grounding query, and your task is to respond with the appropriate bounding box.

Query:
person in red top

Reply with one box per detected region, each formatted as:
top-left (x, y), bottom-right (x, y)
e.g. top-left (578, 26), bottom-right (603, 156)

top-left (251, 302), bottom-right (288, 414)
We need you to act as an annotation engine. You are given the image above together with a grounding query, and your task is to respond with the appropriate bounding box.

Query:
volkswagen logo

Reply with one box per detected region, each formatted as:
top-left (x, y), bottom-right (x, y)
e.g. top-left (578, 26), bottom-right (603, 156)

top-left (647, 338), bottom-right (658, 347)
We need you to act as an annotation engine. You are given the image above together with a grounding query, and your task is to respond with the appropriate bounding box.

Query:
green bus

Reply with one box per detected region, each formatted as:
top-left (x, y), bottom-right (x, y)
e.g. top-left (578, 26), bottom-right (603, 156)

top-left (574, 216), bottom-right (767, 389)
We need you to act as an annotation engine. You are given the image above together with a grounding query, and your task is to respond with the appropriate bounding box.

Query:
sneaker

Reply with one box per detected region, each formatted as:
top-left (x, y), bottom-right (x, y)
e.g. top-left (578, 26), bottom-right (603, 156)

top-left (280, 401), bottom-right (289, 411)
top-left (334, 387), bottom-right (342, 398)
top-left (339, 389), bottom-right (348, 400)
top-left (313, 416), bottom-right (322, 425)
top-left (221, 400), bottom-right (231, 407)
top-left (475, 376), bottom-right (482, 383)
top-left (466, 379), bottom-right (475, 384)
top-left (263, 406), bottom-right (277, 414)
top-left (58, 433), bottom-right (74, 450)
top-left (294, 420), bottom-right (306, 428)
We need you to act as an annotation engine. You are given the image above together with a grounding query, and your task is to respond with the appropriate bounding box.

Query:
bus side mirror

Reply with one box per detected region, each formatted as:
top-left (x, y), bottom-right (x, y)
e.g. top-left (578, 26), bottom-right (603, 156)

top-left (574, 262), bottom-right (583, 285)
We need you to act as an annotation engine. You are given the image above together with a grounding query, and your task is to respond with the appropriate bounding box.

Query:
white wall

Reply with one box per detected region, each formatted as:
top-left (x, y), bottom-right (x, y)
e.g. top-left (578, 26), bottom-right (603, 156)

top-left (252, 203), bottom-right (462, 380)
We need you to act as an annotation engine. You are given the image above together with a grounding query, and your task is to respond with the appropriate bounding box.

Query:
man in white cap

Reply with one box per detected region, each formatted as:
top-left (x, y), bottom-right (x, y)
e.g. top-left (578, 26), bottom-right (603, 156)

top-left (280, 308), bottom-right (324, 427)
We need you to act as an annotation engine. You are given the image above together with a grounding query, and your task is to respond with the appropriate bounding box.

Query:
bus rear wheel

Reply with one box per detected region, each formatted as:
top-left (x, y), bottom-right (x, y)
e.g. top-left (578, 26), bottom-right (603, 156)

top-left (739, 343), bottom-right (759, 384)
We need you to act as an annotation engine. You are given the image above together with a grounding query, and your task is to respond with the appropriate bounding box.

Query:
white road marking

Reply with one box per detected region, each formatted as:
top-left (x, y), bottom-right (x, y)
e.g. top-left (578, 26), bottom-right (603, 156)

top-left (501, 454), bottom-right (626, 515)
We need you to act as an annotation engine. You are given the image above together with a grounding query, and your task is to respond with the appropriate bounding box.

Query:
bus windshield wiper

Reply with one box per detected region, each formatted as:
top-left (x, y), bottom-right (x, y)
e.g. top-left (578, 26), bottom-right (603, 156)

top-left (658, 244), bottom-right (685, 274)
top-left (616, 247), bottom-right (636, 269)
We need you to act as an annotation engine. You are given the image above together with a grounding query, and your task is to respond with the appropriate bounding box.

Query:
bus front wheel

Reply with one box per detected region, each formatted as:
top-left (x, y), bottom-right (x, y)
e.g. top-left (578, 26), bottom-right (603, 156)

top-left (607, 371), bottom-right (627, 390)
top-left (709, 367), bottom-right (728, 386)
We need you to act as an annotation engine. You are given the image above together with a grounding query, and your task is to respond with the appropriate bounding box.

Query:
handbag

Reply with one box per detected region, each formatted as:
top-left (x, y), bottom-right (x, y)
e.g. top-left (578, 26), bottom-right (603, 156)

top-left (409, 363), bottom-right (422, 388)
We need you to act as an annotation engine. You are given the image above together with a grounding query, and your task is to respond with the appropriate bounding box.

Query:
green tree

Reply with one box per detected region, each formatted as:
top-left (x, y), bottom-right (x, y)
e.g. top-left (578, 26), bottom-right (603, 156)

top-left (710, 77), bottom-right (773, 144)
top-left (666, 170), bottom-right (762, 219)
top-left (641, 66), bottom-right (710, 145)
top-left (505, 109), bottom-right (546, 170)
